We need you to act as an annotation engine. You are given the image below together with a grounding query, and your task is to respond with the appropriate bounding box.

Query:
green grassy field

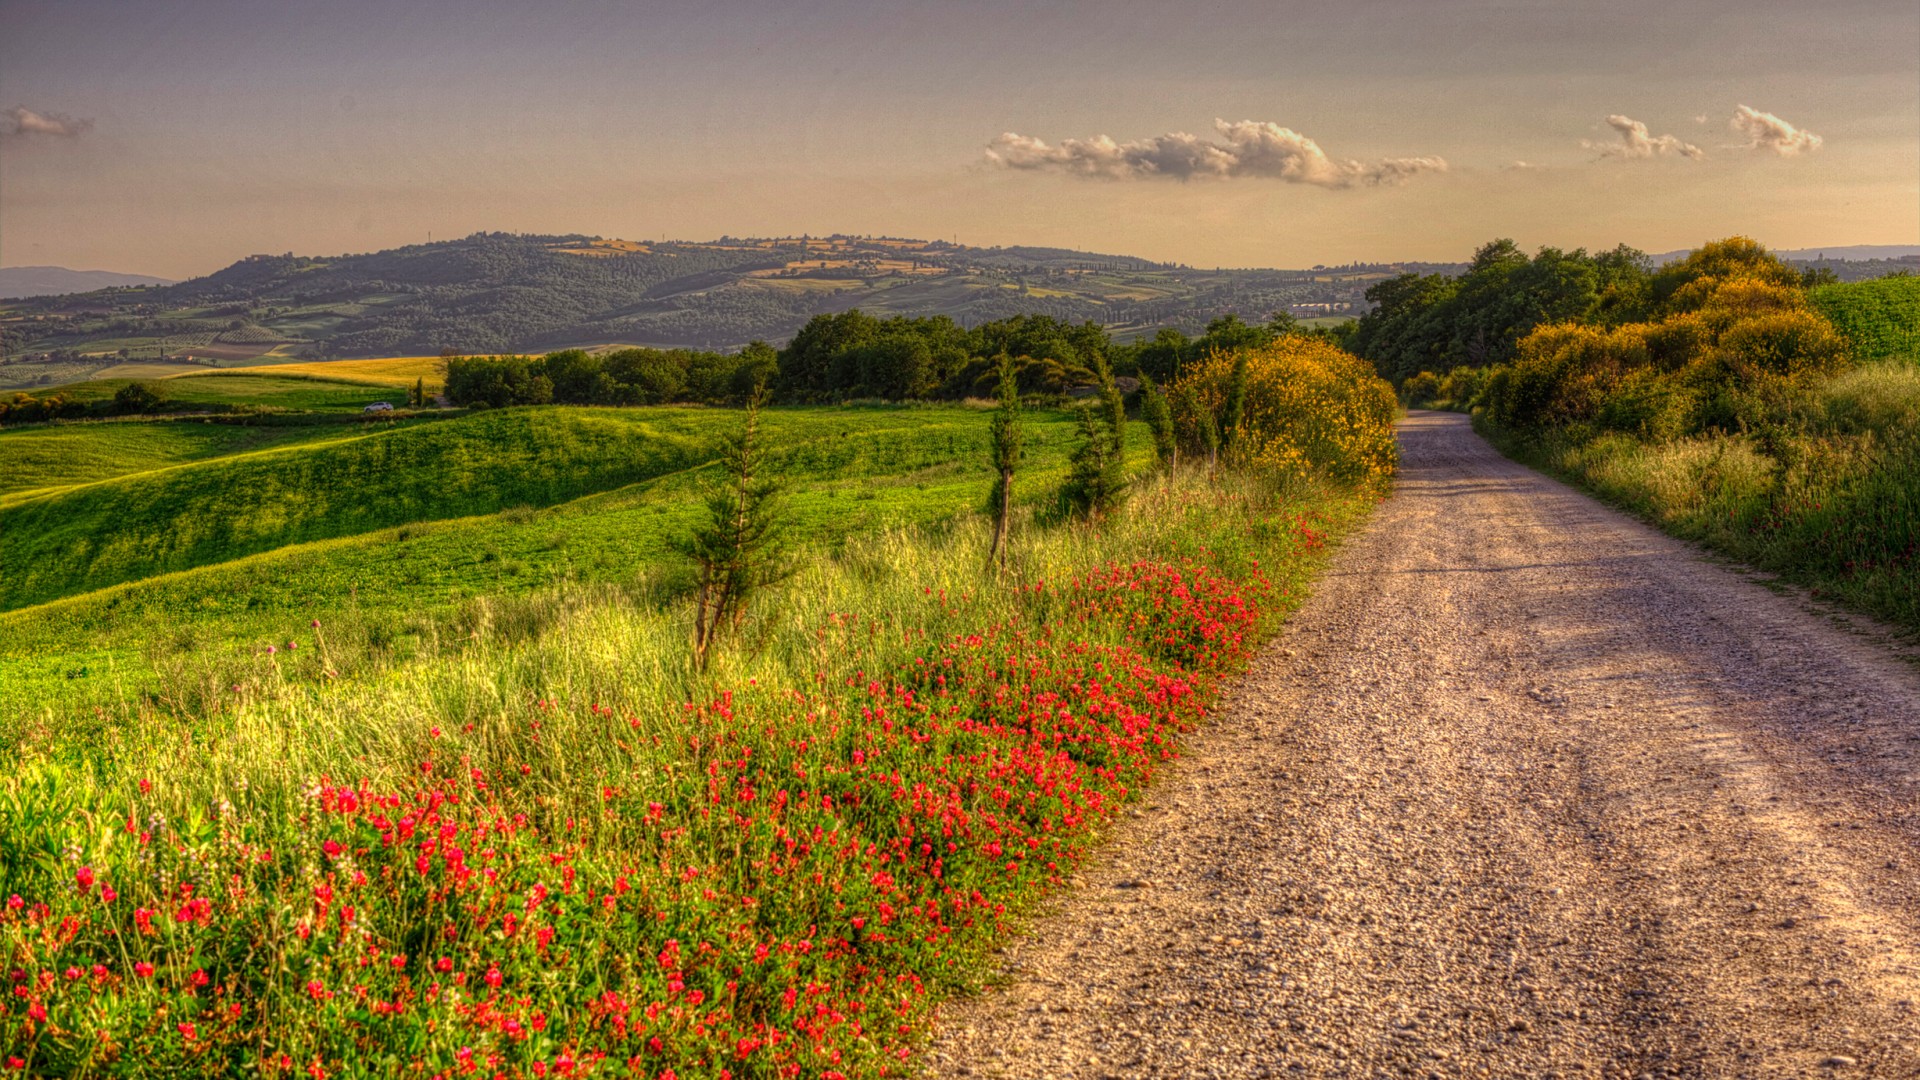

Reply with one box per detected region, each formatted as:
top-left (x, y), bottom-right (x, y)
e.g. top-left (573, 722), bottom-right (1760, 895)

top-left (0, 420), bottom-right (390, 502)
top-left (1813, 275), bottom-right (1920, 362)
top-left (0, 406), bottom-right (1103, 612)
top-left (0, 337), bottom-right (1399, 1077)
top-left (25, 370), bottom-right (412, 412)
top-left (0, 403), bottom-right (1120, 722)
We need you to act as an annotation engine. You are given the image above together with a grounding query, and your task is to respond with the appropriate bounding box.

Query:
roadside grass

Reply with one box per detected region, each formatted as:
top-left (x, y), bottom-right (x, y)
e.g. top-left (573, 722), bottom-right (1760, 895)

top-left (0, 356), bottom-right (1397, 1077)
top-left (1477, 361), bottom-right (1920, 631)
top-left (0, 465), bottom-right (1375, 1078)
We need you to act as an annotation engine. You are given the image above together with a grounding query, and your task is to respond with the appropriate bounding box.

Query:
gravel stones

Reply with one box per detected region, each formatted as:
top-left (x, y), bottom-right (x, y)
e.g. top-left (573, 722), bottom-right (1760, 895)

top-left (927, 412), bottom-right (1920, 1079)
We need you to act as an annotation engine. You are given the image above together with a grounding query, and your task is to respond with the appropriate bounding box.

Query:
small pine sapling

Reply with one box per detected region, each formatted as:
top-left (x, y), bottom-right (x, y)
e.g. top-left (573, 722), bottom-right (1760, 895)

top-left (986, 354), bottom-right (1022, 570)
top-left (1062, 401), bottom-right (1126, 524)
top-left (1171, 382), bottom-right (1220, 478)
top-left (1139, 372), bottom-right (1176, 471)
top-left (1221, 352), bottom-right (1250, 460)
top-left (1094, 353), bottom-right (1127, 457)
top-left (679, 386), bottom-right (789, 667)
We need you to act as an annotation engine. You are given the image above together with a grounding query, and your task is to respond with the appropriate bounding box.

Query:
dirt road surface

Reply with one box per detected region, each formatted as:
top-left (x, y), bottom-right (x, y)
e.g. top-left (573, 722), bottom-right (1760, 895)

top-left (928, 411), bottom-right (1920, 1079)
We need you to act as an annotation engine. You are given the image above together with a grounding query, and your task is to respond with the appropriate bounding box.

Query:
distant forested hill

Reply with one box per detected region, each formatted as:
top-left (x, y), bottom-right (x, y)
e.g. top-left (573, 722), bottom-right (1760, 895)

top-left (0, 233), bottom-right (1413, 385)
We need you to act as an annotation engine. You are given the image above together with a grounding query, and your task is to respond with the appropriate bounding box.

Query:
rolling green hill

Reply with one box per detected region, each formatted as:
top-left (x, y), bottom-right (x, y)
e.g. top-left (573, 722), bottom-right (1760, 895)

top-left (0, 402), bottom-right (1110, 720)
top-left (0, 419), bottom-right (382, 501)
top-left (1, 407), bottom-right (721, 610)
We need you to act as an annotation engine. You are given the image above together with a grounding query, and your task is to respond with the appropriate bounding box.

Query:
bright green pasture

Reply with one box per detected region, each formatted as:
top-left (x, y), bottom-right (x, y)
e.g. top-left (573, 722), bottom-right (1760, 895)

top-left (1812, 275), bottom-right (1920, 363)
top-left (0, 420), bottom-right (386, 502)
top-left (1, 404), bottom-right (1131, 722)
top-left (0, 406), bottom-right (1077, 611)
top-left (30, 371), bottom-right (410, 412)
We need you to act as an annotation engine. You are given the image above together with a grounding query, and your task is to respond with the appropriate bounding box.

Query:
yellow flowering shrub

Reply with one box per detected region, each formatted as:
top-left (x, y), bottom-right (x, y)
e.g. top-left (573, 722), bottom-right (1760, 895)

top-left (1172, 336), bottom-right (1399, 491)
top-left (1488, 273), bottom-right (1853, 434)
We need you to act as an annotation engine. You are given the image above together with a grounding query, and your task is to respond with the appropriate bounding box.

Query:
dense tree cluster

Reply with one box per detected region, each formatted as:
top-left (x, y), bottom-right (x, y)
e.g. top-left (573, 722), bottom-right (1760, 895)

top-left (443, 345), bottom-right (778, 409)
top-left (1477, 239), bottom-right (1853, 437)
top-left (1348, 240), bottom-right (1657, 384)
top-left (772, 310), bottom-right (1332, 402)
top-left (775, 311), bottom-right (1113, 400)
top-left (434, 309), bottom-right (1365, 413)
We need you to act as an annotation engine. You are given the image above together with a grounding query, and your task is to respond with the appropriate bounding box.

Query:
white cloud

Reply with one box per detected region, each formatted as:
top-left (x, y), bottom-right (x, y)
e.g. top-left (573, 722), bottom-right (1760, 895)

top-left (1, 106), bottom-right (92, 139)
top-left (1729, 105), bottom-right (1822, 155)
top-left (984, 119), bottom-right (1447, 188)
top-left (1584, 114), bottom-right (1705, 160)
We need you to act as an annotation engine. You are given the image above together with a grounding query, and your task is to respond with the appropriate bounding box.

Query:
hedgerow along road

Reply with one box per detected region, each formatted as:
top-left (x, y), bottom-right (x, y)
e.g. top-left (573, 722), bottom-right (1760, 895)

top-left (931, 411), bottom-right (1920, 1079)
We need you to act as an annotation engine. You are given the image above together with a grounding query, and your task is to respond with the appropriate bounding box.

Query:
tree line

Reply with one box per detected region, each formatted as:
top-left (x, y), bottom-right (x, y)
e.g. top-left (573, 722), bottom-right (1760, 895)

top-left (1345, 238), bottom-right (1853, 387)
top-left (443, 345), bottom-right (780, 409)
top-left (441, 311), bottom-right (1341, 408)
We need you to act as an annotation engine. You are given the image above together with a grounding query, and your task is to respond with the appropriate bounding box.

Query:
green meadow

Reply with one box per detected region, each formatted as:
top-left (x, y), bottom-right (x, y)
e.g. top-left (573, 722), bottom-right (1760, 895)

top-left (24, 370), bottom-right (414, 413)
top-left (0, 420), bottom-right (383, 501)
top-left (0, 399), bottom-right (1122, 725)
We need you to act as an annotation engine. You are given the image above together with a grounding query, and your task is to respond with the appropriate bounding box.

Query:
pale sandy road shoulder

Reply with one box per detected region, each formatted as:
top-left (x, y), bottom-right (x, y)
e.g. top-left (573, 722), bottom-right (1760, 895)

top-left (926, 412), bottom-right (1920, 1080)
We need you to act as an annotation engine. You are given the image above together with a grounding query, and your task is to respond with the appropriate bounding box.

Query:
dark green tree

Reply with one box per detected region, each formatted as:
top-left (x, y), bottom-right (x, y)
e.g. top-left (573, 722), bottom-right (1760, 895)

top-left (112, 380), bottom-right (167, 415)
top-left (1220, 353), bottom-right (1250, 457)
top-left (1062, 402), bottom-right (1126, 524)
top-left (1093, 353), bottom-right (1127, 458)
top-left (680, 387), bottom-right (789, 667)
top-left (1139, 372), bottom-right (1176, 470)
top-left (986, 354), bottom-right (1022, 569)
top-left (1132, 327), bottom-right (1191, 382)
top-left (1173, 382), bottom-right (1221, 475)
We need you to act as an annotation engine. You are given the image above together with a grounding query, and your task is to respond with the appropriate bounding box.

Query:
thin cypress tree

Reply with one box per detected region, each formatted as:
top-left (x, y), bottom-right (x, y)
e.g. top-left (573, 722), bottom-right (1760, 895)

top-left (1221, 352), bottom-right (1250, 460)
top-left (680, 386), bottom-right (789, 667)
top-left (1139, 372), bottom-right (1176, 470)
top-left (1094, 354), bottom-right (1127, 457)
top-left (986, 354), bottom-right (1022, 570)
top-left (1062, 402), bottom-right (1126, 524)
top-left (1173, 382), bottom-right (1219, 477)
top-left (413, 377), bottom-right (427, 408)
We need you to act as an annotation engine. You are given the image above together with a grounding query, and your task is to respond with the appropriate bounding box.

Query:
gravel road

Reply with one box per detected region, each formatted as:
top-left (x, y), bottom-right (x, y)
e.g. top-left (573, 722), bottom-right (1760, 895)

top-left (928, 411), bottom-right (1920, 1079)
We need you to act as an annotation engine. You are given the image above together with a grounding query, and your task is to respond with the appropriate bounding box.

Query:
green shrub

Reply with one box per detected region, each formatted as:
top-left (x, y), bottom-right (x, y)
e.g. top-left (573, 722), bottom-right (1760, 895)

top-left (1401, 371), bottom-right (1441, 406)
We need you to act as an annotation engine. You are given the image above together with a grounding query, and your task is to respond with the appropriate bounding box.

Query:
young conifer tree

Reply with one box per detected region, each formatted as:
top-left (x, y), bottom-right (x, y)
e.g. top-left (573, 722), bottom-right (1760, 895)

top-left (1221, 352), bottom-right (1250, 460)
top-left (1139, 372), bottom-right (1176, 471)
top-left (1062, 401), bottom-right (1126, 524)
top-left (986, 354), bottom-right (1022, 570)
top-left (681, 385), bottom-right (788, 667)
top-left (413, 377), bottom-right (427, 408)
top-left (1172, 382), bottom-right (1220, 477)
top-left (1094, 354), bottom-right (1127, 457)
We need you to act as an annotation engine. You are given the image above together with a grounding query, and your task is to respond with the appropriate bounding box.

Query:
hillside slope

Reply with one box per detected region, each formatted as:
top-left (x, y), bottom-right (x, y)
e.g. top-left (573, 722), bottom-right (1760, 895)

top-left (0, 407), bottom-right (723, 609)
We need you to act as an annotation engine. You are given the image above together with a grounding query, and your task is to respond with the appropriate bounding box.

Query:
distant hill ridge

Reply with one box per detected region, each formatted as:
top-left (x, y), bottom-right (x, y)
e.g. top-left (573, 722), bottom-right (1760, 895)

top-left (0, 266), bottom-right (175, 299)
top-left (2, 233), bottom-right (1909, 375)
top-left (0, 232), bottom-right (1426, 367)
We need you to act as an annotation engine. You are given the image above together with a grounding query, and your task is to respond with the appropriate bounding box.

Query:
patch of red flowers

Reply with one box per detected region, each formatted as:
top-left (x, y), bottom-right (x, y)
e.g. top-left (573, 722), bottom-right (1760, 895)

top-left (0, 512), bottom-right (1337, 1077)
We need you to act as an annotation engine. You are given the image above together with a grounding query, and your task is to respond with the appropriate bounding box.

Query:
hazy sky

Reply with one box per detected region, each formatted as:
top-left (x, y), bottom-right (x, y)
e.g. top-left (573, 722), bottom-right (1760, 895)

top-left (3, 0), bottom-right (1916, 278)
